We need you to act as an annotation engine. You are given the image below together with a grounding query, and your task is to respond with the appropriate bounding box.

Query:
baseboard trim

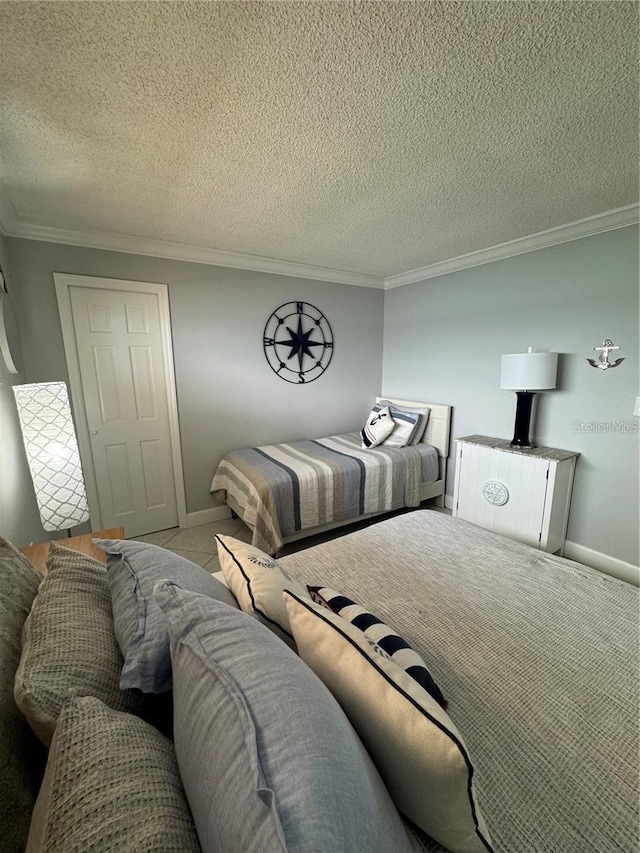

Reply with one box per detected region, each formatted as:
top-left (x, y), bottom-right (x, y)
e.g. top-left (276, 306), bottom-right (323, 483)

top-left (186, 506), bottom-right (232, 528)
top-left (444, 494), bottom-right (455, 511)
top-left (563, 541), bottom-right (639, 586)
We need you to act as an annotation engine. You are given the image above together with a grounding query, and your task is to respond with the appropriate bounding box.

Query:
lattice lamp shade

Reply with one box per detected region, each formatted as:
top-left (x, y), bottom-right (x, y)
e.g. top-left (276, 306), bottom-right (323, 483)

top-left (13, 382), bottom-right (90, 532)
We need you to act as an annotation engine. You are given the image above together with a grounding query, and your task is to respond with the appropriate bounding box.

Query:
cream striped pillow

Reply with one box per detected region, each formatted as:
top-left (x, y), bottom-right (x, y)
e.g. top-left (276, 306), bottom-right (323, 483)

top-left (284, 591), bottom-right (493, 853)
top-left (307, 586), bottom-right (447, 709)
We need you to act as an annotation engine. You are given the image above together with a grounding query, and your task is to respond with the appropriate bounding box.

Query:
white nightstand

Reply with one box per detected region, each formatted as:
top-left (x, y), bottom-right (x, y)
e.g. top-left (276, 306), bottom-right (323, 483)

top-left (452, 435), bottom-right (579, 554)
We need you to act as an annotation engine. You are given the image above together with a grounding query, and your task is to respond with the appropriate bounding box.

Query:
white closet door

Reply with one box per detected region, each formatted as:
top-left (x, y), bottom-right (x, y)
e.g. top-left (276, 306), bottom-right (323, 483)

top-left (69, 285), bottom-right (179, 537)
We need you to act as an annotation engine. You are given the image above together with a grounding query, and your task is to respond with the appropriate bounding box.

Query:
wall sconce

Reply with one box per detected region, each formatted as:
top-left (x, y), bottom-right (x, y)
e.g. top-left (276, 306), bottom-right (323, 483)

top-left (500, 348), bottom-right (558, 448)
top-left (13, 382), bottom-right (90, 535)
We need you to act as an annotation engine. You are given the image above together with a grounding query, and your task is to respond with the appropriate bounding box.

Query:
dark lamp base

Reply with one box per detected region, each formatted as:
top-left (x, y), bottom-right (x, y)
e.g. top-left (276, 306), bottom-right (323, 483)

top-left (511, 391), bottom-right (536, 447)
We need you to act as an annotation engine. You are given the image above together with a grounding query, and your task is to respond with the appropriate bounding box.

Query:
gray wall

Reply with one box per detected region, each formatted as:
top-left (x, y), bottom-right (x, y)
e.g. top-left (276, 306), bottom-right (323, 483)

top-left (3, 227), bottom-right (638, 566)
top-left (5, 238), bottom-right (384, 543)
top-left (382, 225), bottom-right (639, 566)
top-left (0, 234), bottom-right (44, 544)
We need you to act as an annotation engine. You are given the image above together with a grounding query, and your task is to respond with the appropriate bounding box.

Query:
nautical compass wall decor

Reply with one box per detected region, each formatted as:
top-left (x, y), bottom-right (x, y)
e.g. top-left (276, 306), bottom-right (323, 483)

top-left (263, 301), bottom-right (334, 384)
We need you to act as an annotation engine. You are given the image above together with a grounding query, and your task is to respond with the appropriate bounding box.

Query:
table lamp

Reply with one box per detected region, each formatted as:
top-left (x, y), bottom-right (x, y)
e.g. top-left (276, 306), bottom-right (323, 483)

top-left (500, 348), bottom-right (558, 447)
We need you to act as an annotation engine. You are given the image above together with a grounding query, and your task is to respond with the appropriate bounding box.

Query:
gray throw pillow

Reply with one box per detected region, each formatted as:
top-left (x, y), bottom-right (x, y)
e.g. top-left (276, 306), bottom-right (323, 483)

top-left (14, 543), bottom-right (143, 746)
top-left (378, 400), bottom-right (431, 445)
top-left (155, 582), bottom-right (413, 853)
top-left (0, 537), bottom-right (46, 853)
top-left (26, 696), bottom-right (201, 852)
top-left (95, 538), bottom-right (239, 693)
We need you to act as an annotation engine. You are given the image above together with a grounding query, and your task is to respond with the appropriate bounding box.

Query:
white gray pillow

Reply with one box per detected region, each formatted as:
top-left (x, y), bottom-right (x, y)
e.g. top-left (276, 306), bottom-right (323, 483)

top-left (381, 408), bottom-right (422, 448)
top-left (378, 400), bottom-right (431, 444)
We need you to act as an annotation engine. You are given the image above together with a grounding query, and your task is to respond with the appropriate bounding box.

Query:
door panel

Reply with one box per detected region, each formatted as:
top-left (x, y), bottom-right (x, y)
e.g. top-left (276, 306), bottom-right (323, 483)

top-left (69, 286), bottom-right (179, 537)
top-left (93, 346), bottom-right (121, 421)
top-left (455, 443), bottom-right (548, 548)
top-left (130, 346), bottom-right (157, 419)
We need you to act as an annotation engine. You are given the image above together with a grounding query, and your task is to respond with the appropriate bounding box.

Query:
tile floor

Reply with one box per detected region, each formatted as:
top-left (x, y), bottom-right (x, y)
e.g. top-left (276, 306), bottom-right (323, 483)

top-left (131, 502), bottom-right (451, 572)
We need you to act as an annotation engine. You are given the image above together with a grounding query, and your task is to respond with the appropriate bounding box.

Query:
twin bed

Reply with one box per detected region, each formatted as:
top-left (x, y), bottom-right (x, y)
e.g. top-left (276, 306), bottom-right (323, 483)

top-left (210, 397), bottom-right (451, 554)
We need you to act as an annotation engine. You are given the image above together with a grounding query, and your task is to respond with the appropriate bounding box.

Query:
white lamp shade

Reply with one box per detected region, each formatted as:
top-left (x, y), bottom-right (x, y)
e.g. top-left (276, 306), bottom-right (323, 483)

top-left (13, 382), bottom-right (89, 531)
top-left (500, 351), bottom-right (558, 391)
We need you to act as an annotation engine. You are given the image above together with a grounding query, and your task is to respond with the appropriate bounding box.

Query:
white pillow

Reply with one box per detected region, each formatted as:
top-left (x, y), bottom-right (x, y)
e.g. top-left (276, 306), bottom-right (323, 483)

top-left (215, 535), bottom-right (309, 645)
top-left (381, 408), bottom-right (422, 448)
top-left (378, 400), bottom-right (431, 445)
top-left (284, 591), bottom-right (494, 853)
top-left (360, 405), bottom-right (395, 448)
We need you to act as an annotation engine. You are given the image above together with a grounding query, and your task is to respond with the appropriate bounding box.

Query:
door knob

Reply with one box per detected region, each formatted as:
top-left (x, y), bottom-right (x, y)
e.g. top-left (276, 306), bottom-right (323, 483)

top-left (91, 429), bottom-right (98, 435)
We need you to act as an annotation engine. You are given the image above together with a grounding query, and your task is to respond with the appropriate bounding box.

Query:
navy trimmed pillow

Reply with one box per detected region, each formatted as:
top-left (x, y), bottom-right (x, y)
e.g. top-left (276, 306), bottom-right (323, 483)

top-left (308, 586), bottom-right (447, 710)
top-left (215, 535), bottom-right (309, 647)
top-left (285, 592), bottom-right (492, 853)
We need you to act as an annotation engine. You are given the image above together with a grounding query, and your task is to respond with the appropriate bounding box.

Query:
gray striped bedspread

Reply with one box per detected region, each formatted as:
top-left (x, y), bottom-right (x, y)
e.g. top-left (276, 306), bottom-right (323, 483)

top-left (210, 432), bottom-right (437, 555)
top-left (279, 510), bottom-right (640, 853)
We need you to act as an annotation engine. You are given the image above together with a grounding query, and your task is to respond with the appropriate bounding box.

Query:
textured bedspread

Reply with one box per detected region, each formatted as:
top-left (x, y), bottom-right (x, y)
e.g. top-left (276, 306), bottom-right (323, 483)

top-left (279, 510), bottom-right (640, 853)
top-left (211, 432), bottom-right (435, 554)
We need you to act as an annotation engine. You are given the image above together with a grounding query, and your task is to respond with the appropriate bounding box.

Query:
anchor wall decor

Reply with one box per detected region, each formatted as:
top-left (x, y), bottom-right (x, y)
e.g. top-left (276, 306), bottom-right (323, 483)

top-left (587, 339), bottom-right (624, 370)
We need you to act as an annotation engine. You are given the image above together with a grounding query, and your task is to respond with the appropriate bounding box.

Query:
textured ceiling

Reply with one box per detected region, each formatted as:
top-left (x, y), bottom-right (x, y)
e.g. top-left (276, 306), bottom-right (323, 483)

top-left (0, 1), bottom-right (638, 282)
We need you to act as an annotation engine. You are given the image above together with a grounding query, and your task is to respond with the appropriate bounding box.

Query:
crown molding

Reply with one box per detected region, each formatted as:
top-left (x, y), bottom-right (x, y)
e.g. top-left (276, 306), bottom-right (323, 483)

top-left (2, 199), bottom-right (637, 289)
top-left (383, 204), bottom-right (640, 289)
top-left (3, 219), bottom-right (384, 289)
top-left (0, 189), bottom-right (17, 238)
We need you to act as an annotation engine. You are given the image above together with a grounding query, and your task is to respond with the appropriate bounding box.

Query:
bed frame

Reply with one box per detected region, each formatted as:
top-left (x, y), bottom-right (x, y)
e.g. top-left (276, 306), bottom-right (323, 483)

top-left (226, 398), bottom-right (451, 551)
top-left (381, 398), bottom-right (452, 505)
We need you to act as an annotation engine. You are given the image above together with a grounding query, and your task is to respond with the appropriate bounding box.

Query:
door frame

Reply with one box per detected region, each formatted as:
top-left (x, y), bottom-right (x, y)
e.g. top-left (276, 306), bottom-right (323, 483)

top-left (54, 273), bottom-right (188, 531)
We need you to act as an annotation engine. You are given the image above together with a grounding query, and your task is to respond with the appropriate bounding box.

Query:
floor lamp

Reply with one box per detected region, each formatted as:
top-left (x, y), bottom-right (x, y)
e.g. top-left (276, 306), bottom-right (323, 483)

top-left (13, 381), bottom-right (90, 535)
top-left (500, 349), bottom-right (558, 448)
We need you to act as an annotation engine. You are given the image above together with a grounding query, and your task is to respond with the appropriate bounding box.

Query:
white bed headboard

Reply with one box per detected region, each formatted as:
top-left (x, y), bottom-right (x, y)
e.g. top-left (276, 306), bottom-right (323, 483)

top-left (375, 397), bottom-right (451, 460)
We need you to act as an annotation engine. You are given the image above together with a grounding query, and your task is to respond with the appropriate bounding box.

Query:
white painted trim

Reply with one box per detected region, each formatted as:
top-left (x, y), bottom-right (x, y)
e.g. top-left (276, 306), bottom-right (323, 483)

top-left (7, 220), bottom-right (383, 288)
top-left (186, 506), bottom-right (233, 528)
top-left (384, 204), bottom-right (640, 288)
top-left (0, 191), bottom-right (18, 237)
top-left (563, 540), bottom-right (639, 587)
top-left (55, 278), bottom-right (103, 529)
top-left (444, 493), bottom-right (455, 511)
top-left (54, 273), bottom-right (188, 532)
top-left (0, 298), bottom-right (20, 374)
top-left (5, 199), bottom-right (638, 290)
